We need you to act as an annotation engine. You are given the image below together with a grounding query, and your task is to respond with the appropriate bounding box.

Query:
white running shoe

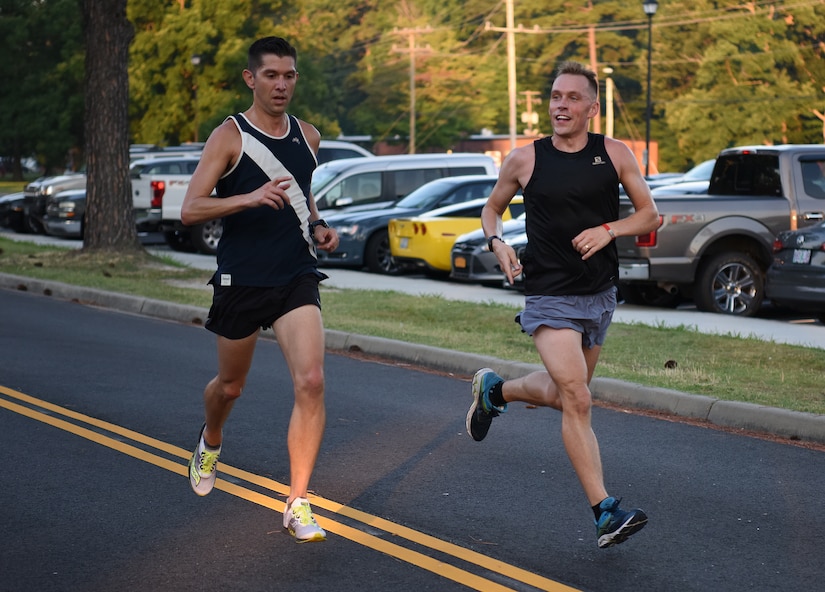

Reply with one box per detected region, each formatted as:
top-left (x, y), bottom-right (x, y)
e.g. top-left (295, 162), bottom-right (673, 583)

top-left (188, 425), bottom-right (221, 496)
top-left (283, 497), bottom-right (326, 543)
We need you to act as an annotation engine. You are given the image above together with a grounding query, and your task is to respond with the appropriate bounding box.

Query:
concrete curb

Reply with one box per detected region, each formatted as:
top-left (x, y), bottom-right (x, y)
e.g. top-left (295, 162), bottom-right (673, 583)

top-left (3, 271), bottom-right (824, 445)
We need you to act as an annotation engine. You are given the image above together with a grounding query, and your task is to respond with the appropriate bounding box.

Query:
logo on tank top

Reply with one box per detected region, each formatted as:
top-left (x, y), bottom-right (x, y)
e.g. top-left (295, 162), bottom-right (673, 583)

top-left (592, 156), bottom-right (607, 166)
top-left (292, 137), bottom-right (300, 144)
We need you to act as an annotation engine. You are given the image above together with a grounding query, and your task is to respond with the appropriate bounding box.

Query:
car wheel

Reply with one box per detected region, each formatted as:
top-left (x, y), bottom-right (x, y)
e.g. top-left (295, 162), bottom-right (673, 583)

top-left (364, 229), bottom-right (400, 275)
top-left (694, 252), bottom-right (764, 316)
top-left (619, 282), bottom-right (682, 308)
top-left (164, 230), bottom-right (196, 252)
top-left (190, 219), bottom-right (222, 255)
top-left (24, 214), bottom-right (42, 234)
top-left (10, 214), bottom-right (28, 234)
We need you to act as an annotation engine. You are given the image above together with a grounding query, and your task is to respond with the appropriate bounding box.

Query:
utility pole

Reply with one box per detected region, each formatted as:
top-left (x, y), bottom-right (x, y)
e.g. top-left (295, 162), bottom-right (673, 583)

top-left (485, 0), bottom-right (517, 152)
top-left (392, 27), bottom-right (432, 154)
top-left (520, 90), bottom-right (541, 136)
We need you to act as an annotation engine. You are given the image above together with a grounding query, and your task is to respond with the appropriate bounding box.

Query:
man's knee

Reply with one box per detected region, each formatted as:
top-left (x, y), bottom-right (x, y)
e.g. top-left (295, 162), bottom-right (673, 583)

top-left (294, 366), bottom-right (325, 397)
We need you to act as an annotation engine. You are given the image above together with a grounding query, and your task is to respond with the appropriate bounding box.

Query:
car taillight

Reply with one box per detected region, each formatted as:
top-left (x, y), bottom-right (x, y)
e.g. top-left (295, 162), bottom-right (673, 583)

top-left (151, 180), bottom-right (165, 207)
top-left (772, 238), bottom-right (783, 253)
top-left (635, 215), bottom-right (663, 248)
top-left (413, 222), bottom-right (427, 235)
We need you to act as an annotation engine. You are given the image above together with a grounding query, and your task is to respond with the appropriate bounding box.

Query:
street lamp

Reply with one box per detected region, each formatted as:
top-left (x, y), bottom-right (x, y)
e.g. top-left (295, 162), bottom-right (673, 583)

top-left (190, 54), bottom-right (201, 143)
top-left (643, 0), bottom-right (658, 177)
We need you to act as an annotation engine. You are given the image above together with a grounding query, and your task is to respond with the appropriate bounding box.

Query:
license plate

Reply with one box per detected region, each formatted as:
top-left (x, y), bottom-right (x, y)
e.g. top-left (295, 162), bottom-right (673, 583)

top-left (454, 256), bottom-right (467, 269)
top-left (399, 238), bottom-right (408, 249)
top-left (792, 249), bottom-right (811, 264)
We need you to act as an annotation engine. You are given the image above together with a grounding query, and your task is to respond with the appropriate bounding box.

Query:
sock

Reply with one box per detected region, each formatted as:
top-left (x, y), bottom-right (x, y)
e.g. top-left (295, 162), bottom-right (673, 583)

top-left (201, 435), bottom-right (221, 451)
top-left (593, 498), bottom-right (610, 520)
top-left (488, 381), bottom-right (506, 408)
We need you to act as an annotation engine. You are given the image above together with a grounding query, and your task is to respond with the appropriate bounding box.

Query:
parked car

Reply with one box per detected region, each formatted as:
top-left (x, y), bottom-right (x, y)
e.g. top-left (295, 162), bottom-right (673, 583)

top-left (765, 221), bottom-right (825, 322)
top-left (645, 159), bottom-right (716, 191)
top-left (44, 189), bottom-right (86, 238)
top-left (317, 140), bottom-right (373, 164)
top-left (450, 214), bottom-right (527, 285)
top-left (312, 152), bottom-right (498, 213)
top-left (318, 175), bottom-right (499, 274)
top-left (389, 197), bottom-right (525, 274)
top-left (0, 192), bottom-right (27, 233)
top-left (22, 172), bottom-right (86, 233)
top-left (651, 180), bottom-right (709, 196)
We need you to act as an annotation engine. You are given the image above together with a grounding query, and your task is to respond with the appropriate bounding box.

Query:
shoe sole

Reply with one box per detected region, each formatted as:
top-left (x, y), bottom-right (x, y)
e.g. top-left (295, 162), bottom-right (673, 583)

top-left (598, 512), bottom-right (648, 548)
top-left (286, 528), bottom-right (327, 543)
top-left (465, 367), bottom-right (494, 439)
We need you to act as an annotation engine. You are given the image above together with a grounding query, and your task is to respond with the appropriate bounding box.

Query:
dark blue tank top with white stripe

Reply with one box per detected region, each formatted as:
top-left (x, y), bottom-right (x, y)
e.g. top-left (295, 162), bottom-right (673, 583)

top-left (213, 113), bottom-right (321, 287)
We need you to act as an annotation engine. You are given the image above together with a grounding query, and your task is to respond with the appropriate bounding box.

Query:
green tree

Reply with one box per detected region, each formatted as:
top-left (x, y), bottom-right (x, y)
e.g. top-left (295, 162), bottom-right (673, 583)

top-left (0, 0), bottom-right (84, 175)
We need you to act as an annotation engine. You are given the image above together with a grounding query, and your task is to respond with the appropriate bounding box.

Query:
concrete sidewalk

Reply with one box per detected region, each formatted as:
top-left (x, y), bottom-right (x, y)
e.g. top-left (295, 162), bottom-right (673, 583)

top-left (2, 271), bottom-right (824, 446)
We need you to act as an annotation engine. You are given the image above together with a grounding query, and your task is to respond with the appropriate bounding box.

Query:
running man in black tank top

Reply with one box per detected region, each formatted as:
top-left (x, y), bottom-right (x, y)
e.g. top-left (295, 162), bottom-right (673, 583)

top-left (181, 37), bottom-right (339, 543)
top-left (465, 61), bottom-right (660, 548)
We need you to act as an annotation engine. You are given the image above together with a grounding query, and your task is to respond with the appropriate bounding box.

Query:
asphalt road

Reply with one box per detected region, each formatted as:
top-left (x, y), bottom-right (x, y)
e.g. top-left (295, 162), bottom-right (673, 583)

top-left (3, 286), bottom-right (825, 592)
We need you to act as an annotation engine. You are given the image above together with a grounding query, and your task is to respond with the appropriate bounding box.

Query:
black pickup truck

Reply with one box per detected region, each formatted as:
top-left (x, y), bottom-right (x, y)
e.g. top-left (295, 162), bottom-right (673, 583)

top-left (618, 144), bottom-right (825, 316)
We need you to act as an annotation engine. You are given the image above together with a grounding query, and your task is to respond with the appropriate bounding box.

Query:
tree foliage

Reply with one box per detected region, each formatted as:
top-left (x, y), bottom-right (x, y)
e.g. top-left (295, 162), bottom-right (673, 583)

top-left (3, 0), bottom-right (825, 177)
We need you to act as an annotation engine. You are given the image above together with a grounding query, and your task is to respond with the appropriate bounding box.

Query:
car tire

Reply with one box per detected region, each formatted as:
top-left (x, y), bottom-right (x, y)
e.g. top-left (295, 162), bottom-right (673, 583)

top-left (619, 282), bottom-right (682, 308)
top-left (364, 229), bottom-right (400, 275)
top-left (189, 219), bottom-right (222, 255)
top-left (694, 252), bottom-right (764, 316)
top-left (164, 230), bottom-right (196, 252)
top-left (24, 214), bottom-right (42, 234)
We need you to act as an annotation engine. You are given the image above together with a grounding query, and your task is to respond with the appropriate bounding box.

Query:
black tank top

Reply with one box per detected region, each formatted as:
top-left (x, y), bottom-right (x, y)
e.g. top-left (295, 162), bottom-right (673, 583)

top-left (213, 113), bottom-right (320, 287)
top-left (521, 133), bottom-right (620, 296)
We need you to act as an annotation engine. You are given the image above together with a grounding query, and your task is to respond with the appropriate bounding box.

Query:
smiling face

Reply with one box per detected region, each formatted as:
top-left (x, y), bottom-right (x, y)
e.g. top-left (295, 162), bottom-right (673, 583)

top-left (243, 54), bottom-right (299, 118)
top-left (548, 73), bottom-right (600, 140)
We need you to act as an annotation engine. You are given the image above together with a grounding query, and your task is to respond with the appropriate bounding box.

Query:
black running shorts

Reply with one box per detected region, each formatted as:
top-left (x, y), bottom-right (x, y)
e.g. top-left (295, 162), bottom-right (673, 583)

top-left (205, 273), bottom-right (324, 340)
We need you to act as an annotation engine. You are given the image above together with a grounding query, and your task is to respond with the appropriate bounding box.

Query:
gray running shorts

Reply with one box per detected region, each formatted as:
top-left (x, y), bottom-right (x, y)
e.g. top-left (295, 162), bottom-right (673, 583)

top-left (516, 286), bottom-right (617, 348)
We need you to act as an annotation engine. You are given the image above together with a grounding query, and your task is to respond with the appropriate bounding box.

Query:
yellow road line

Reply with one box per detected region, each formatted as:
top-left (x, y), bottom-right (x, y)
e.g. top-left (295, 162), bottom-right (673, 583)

top-left (0, 386), bottom-right (580, 592)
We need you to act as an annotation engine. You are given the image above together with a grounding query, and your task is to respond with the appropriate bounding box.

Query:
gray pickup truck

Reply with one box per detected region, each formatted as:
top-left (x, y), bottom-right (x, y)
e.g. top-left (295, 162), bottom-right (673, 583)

top-left (618, 144), bottom-right (825, 316)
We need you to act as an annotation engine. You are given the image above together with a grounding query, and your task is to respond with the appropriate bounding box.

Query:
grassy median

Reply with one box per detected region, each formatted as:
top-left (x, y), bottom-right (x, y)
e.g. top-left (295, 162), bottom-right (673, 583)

top-left (1, 236), bottom-right (824, 416)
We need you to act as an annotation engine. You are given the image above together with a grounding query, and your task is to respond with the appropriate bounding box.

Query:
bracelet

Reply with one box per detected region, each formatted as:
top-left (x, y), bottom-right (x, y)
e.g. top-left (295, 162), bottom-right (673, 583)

top-left (602, 223), bottom-right (616, 240)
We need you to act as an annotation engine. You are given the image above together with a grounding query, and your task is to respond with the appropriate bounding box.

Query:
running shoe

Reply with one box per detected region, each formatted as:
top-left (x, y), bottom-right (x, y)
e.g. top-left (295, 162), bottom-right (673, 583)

top-left (466, 368), bottom-right (507, 441)
top-left (188, 424), bottom-right (221, 497)
top-left (283, 497), bottom-right (326, 543)
top-left (595, 497), bottom-right (648, 548)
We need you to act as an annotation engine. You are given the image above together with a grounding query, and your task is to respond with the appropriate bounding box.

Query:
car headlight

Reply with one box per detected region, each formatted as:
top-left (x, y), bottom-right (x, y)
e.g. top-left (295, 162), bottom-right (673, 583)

top-left (57, 201), bottom-right (77, 218)
top-left (335, 224), bottom-right (359, 237)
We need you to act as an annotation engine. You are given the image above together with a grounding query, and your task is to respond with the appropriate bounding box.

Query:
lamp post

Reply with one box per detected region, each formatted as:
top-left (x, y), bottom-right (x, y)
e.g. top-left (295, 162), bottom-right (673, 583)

top-left (642, 0), bottom-right (658, 177)
top-left (190, 54), bottom-right (201, 143)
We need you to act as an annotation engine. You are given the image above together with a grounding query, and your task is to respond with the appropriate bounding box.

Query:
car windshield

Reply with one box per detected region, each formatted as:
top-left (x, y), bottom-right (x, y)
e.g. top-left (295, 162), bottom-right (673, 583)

top-left (393, 179), bottom-right (456, 209)
top-left (682, 159), bottom-right (715, 182)
top-left (310, 167), bottom-right (341, 194)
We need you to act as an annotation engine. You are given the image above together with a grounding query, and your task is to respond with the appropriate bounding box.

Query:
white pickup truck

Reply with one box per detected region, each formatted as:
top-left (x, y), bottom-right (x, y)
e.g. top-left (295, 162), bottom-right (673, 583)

top-left (127, 155), bottom-right (212, 252)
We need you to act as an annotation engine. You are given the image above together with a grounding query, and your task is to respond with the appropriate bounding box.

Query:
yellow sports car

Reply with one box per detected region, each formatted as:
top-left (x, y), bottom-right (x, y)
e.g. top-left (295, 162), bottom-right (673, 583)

top-left (389, 196), bottom-right (524, 274)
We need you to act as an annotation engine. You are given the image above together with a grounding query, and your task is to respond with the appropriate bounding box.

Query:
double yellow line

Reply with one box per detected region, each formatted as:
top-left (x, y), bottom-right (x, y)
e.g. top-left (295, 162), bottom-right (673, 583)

top-left (0, 385), bottom-right (579, 592)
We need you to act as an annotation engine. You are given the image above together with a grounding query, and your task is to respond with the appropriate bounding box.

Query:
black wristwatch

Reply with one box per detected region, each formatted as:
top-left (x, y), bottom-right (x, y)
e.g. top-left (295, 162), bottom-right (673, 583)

top-left (487, 235), bottom-right (504, 251)
top-left (309, 219), bottom-right (329, 242)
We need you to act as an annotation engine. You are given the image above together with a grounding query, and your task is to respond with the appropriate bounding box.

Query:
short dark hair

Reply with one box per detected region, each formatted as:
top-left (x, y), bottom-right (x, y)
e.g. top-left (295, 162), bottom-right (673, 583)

top-left (247, 36), bottom-right (297, 72)
top-left (554, 61), bottom-right (598, 99)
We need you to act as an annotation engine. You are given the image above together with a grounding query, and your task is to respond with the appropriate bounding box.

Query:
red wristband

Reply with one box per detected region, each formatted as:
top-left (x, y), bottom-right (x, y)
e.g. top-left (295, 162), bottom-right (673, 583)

top-left (602, 223), bottom-right (616, 240)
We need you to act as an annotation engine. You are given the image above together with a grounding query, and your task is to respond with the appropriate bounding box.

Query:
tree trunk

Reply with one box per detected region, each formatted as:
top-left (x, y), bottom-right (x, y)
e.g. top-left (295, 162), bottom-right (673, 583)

top-left (82, 0), bottom-right (140, 252)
